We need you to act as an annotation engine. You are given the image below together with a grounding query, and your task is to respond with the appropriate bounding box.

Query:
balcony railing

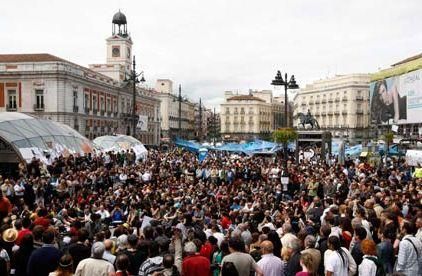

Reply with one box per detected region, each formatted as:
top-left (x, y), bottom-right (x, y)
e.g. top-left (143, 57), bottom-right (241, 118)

top-left (328, 98), bottom-right (334, 103)
top-left (356, 95), bottom-right (364, 101)
top-left (100, 110), bottom-right (105, 116)
top-left (342, 111), bottom-right (348, 115)
top-left (335, 97), bottom-right (340, 102)
top-left (334, 111), bottom-right (340, 115)
top-left (73, 106), bottom-right (79, 113)
top-left (309, 101), bottom-right (314, 105)
top-left (6, 104), bottom-right (17, 111)
top-left (327, 111), bottom-right (333, 115)
top-left (356, 110), bottom-right (364, 114)
top-left (315, 99), bottom-right (320, 104)
top-left (33, 104), bottom-right (44, 111)
top-left (342, 97), bottom-right (348, 101)
top-left (107, 111), bottom-right (112, 116)
top-left (92, 109), bottom-right (98, 115)
top-left (321, 99), bottom-right (327, 103)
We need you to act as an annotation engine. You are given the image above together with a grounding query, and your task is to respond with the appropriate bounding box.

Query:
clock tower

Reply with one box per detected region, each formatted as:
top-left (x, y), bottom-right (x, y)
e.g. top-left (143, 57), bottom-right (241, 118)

top-left (89, 10), bottom-right (133, 81)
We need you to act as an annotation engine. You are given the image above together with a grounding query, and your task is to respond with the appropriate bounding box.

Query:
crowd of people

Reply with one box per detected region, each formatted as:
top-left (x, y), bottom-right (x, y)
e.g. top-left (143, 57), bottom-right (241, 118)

top-left (0, 147), bottom-right (421, 276)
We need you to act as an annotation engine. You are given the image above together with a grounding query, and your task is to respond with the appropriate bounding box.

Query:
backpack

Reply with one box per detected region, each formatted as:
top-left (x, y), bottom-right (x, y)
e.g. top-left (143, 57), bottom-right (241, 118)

top-left (365, 256), bottom-right (385, 276)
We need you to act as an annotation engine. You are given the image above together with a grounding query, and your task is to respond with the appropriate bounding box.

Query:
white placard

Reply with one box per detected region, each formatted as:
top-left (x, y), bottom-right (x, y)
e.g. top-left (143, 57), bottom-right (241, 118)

top-left (405, 150), bottom-right (422, 166)
top-left (137, 115), bottom-right (148, 131)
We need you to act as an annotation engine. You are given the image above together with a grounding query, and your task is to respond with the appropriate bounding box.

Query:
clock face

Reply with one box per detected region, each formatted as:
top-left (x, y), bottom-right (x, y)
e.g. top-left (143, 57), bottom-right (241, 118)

top-left (127, 47), bottom-right (130, 58)
top-left (112, 46), bottom-right (120, 57)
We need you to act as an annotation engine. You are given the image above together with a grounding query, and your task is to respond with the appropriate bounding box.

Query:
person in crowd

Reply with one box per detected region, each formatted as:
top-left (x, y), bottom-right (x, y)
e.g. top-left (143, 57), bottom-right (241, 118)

top-left (13, 233), bottom-right (34, 276)
top-left (74, 242), bottom-right (114, 276)
top-left (257, 240), bottom-right (284, 276)
top-left (296, 252), bottom-right (315, 276)
top-left (358, 239), bottom-right (381, 276)
top-left (300, 235), bottom-right (320, 274)
top-left (49, 254), bottom-right (74, 276)
top-left (221, 237), bottom-right (263, 276)
top-left (396, 220), bottom-right (422, 275)
top-left (115, 254), bottom-right (130, 276)
top-left (325, 235), bottom-right (356, 276)
top-left (0, 146), bottom-right (418, 276)
top-left (181, 241), bottom-right (210, 276)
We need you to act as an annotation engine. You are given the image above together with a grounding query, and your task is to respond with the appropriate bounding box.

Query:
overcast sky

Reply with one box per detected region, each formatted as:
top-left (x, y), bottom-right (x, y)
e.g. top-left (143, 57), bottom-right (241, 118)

top-left (1, 0), bottom-right (421, 110)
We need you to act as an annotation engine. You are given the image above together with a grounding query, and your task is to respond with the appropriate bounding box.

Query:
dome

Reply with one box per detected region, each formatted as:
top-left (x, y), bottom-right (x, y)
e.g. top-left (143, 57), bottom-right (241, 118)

top-left (112, 11), bottom-right (127, 25)
top-left (0, 112), bottom-right (94, 163)
top-left (93, 134), bottom-right (148, 159)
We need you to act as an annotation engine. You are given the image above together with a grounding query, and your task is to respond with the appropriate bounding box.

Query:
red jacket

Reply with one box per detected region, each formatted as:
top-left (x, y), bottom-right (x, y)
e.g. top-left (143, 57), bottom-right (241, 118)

top-left (34, 216), bottom-right (50, 229)
top-left (200, 242), bottom-right (213, 260)
top-left (182, 254), bottom-right (211, 276)
top-left (220, 216), bottom-right (232, 230)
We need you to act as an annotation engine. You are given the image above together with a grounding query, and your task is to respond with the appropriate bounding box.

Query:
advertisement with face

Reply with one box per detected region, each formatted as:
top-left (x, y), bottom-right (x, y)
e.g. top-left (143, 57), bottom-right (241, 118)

top-left (370, 69), bottom-right (422, 125)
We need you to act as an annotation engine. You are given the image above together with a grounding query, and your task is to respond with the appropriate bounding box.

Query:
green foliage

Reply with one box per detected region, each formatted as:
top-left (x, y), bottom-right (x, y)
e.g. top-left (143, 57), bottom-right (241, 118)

top-left (383, 131), bottom-right (394, 143)
top-left (272, 128), bottom-right (298, 144)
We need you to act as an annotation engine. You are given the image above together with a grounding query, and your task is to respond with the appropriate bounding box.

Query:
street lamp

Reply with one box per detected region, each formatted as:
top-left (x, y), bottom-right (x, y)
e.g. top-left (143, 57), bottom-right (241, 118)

top-left (271, 70), bottom-right (299, 127)
top-left (124, 55), bottom-right (145, 137)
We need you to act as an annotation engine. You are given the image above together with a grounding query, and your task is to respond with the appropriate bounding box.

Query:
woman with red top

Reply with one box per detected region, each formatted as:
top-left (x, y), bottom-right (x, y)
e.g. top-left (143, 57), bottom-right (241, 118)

top-left (340, 217), bottom-right (353, 249)
top-left (296, 252), bottom-right (316, 276)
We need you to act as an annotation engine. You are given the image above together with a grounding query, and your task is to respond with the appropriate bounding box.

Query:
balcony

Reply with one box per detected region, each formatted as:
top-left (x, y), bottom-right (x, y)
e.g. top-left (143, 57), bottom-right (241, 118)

top-left (321, 99), bottom-right (327, 103)
top-left (33, 104), bottom-right (44, 111)
top-left (315, 99), bottom-right (320, 104)
top-left (356, 110), bottom-right (364, 114)
top-left (356, 95), bottom-right (364, 101)
top-left (107, 111), bottom-right (112, 116)
top-left (327, 111), bottom-right (333, 115)
top-left (321, 111), bottom-right (327, 115)
top-left (92, 109), bottom-right (98, 115)
top-left (73, 106), bottom-right (79, 113)
top-left (342, 111), bottom-right (348, 115)
top-left (342, 96), bottom-right (348, 101)
top-left (100, 110), bottom-right (105, 116)
top-left (309, 101), bottom-right (314, 105)
top-left (6, 104), bottom-right (17, 111)
top-left (328, 98), bottom-right (334, 103)
top-left (335, 97), bottom-right (340, 102)
top-left (301, 103), bottom-right (306, 106)
top-left (334, 111), bottom-right (340, 115)
top-left (84, 107), bottom-right (90, 114)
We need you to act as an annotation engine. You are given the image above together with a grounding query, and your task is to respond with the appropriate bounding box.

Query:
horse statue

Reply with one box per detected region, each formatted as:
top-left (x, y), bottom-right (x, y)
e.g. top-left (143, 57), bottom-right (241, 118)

top-left (294, 112), bottom-right (320, 129)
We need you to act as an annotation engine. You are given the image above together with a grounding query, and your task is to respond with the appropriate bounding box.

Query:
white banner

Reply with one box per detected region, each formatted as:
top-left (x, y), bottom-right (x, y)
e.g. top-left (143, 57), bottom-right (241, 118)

top-left (136, 115), bottom-right (148, 131)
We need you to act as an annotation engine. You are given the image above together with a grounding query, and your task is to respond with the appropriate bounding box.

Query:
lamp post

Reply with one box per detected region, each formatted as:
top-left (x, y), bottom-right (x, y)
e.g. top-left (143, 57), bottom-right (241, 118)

top-left (124, 55), bottom-right (145, 137)
top-left (271, 70), bottom-right (299, 127)
top-left (199, 98), bottom-right (202, 141)
top-left (178, 84), bottom-right (182, 138)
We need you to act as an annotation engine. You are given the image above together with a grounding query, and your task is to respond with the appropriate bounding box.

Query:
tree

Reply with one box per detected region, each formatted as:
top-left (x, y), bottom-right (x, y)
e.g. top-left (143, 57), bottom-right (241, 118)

top-left (272, 128), bottom-right (298, 168)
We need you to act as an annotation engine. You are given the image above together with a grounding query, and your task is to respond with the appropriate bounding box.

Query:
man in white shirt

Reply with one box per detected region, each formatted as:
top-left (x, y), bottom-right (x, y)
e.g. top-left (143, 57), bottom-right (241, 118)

top-left (257, 240), bottom-right (283, 276)
top-left (75, 242), bottom-right (114, 276)
top-left (96, 205), bottom-right (110, 221)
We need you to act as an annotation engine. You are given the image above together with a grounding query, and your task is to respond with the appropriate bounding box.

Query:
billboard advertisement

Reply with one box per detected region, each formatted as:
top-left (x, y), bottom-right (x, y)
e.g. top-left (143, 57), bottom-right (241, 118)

top-left (370, 68), bottom-right (422, 125)
top-left (136, 115), bottom-right (148, 131)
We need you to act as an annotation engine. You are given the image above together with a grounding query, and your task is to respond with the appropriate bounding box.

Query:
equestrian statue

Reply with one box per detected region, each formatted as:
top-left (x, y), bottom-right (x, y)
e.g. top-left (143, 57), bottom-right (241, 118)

top-left (294, 110), bottom-right (320, 129)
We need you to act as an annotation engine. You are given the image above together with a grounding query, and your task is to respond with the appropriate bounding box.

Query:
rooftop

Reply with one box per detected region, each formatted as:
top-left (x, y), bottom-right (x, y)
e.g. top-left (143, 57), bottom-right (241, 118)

top-left (227, 95), bottom-right (265, 102)
top-left (0, 53), bottom-right (68, 63)
top-left (392, 53), bottom-right (422, 67)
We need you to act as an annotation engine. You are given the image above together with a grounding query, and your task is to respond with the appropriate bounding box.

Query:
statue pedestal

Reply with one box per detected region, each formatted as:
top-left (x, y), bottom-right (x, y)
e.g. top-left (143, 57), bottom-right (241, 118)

top-left (296, 130), bottom-right (332, 162)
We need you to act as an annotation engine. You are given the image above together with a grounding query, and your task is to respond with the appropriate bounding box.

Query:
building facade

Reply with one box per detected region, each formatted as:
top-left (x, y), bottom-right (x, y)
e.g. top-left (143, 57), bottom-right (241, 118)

top-left (293, 74), bottom-right (370, 143)
top-left (0, 11), bottom-right (161, 145)
top-left (220, 90), bottom-right (278, 140)
top-left (155, 79), bottom-right (195, 140)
